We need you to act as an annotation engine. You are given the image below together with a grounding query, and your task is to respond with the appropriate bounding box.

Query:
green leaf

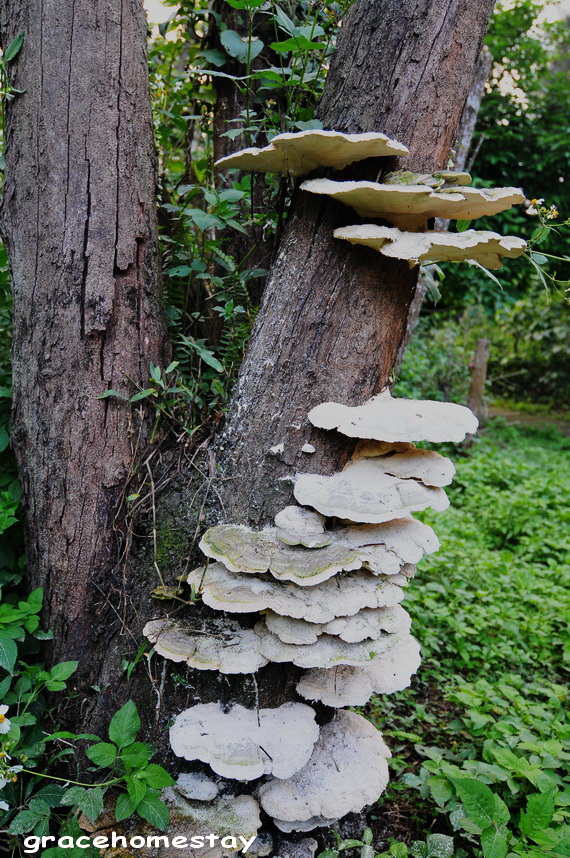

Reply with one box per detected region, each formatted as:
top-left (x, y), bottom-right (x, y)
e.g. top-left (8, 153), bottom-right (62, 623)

top-left (49, 661), bottom-right (78, 681)
top-left (120, 741), bottom-right (154, 770)
top-left (220, 30), bottom-right (264, 64)
top-left (139, 763), bottom-right (175, 789)
top-left (531, 253), bottom-right (548, 265)
top-left (8, 799), bottom-right (50, 834)
top-left (114, 791), bottom-right (137, 822)
top-left (520, 789), bottom-right (556, 836)
top-left (425, 834), bottom-right (454, 858)
top-left (61, 786), bottom-right (104, 824)
top-left (128, 388), bottom-right (155, 403)
top-left (270, 36), bottom-right (324, 52)
top-left (33, 784), bottom-right (66, 807)
top-left (196, 347), bottom-right (223, 372)
top-left (96, 388), bottom-right (127, 400)
top-left (135, 791), bottom-right (169, 831)
top-left (427, 775), bottom-right (454, 807)
top-left (108, 700), bottom-right (140, 749)
top-left (86, 741), bottom-right (117, 768)
top-left (4, 33), bottom-right (24, 62)
top-left (225, 0), bottom-right (266, 9)
top-left (456, 219), bottom-right (472, 232)
top-left (26, 587), bottom-right (43, 612)
top-left (166, 265), bottom-right (192, 278)
top-left (126, 775), bottom-right (147, 808)
top-left (451, 778), bottom-right (509, 830)
top-left (480, 825), bottom-right (508, 858)
top-left (531, 226), bottom-right (549, 244)
top-left (0, 631), bottom-right (18, 673)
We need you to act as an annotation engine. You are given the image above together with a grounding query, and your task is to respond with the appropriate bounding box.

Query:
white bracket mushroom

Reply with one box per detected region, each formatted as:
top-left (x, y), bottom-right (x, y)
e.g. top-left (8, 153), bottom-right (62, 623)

top-left (300, 178), bottom-right (525, 230)
top-left (169, 702), bottom-right (319, 781)
top-left (215, 130), bottom-right (409, 176)
top-left (333, 224), bottom-right (526, 269)
top-left (258, 711), bottom-right (391, 829)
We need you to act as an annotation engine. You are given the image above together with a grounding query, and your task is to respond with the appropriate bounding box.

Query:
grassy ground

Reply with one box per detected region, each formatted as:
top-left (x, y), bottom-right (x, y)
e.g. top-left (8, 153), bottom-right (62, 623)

top-left (347, 421), bottom-right (570, 858)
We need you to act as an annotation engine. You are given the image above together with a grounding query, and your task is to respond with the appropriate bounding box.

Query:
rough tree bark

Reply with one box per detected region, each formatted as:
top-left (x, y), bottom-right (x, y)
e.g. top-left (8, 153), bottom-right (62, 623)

top-left (0, 0), bottom-right (169, 691)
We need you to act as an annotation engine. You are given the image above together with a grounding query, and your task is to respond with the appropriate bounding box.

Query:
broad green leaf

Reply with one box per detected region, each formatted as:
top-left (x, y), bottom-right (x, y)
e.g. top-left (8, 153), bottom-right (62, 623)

top-left (166, 265), bottom-right (192, 278)
top-left (135, 790), bottom-right (169, 831)
top-left (8, 799), bottom-right (50, 834)
top-left (114, 791), bottom-right (137, 822)
top-left (225, 0), bottom-right (265, 9)
top-left (220, 30), bottom-right (264, 64)
top-left (270, 36), bottom-right (324, 52)
top-left (456, 219), bottom-right (472, 232)
top-left (120, 741), bottom-right (154, 770)
top-left (520, 789), bottom-right (555, 836)
top-left (480, 825), bottom-right (508, 858)
top-left (61, 786), bottom-right (104, 824)
top-left (425, 834), bottom-right (454, 858)
top-left (4, 33), bottom-right (24, 62)
top-left (26, 587), bottom-right (43, 612)
top-left (0, 632), bottom-right (18, 673)
top-left (86, 741), bottom-right (117, 768)
top-left (49, 661), bottom-right (78, 681)
top-left (126, 775), bottom-right (147, 808)
top-left (451, 778), bottom-right (507, 830)
top-left (108, 700), bottom-right (140, 749)
top-left (427, 775), bottom-right (454, 807)
top-left (139, 763), bottom-right (175, 789)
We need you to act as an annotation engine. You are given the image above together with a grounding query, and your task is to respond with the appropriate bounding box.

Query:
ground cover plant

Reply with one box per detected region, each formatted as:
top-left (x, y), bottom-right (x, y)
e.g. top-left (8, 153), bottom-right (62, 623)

top-left (357, 421), bottom-right (570, 857)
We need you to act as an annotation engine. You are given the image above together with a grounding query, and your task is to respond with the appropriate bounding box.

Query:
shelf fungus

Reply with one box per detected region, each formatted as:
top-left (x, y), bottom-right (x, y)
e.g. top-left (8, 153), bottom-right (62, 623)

top-left (264, 604), bottom-right (411, 645)
top-left (309, 390), bottom-right (478, 443)
top-left (300, 178), bottom-right (525, 230)
top-left (294, 459), bottom-right (449, 523)
top-left (333, 518), bottom-right (439, 569)
top-left (215, 130), bottom-right (409, 176)
top-left (274, 506), bottom-right (329, 548)
top-left (143, 618), bottom-right (268, 674)
top-left (296, 634), bottom-right (422, 706)
top-left (333, 225), bottom-right (527, 269)
top-left (255, 618), bottom-right (409, 669)
top-left (169, 702), bottom-right (319, 781)
top-left (199, 524), bottom-right (363, 586)
top-left (355, 446), bottom-right (455, 487)
top-left (258, 711), bottom-right (391, 829)
top-left (187, 563), bottom-right (406, 624)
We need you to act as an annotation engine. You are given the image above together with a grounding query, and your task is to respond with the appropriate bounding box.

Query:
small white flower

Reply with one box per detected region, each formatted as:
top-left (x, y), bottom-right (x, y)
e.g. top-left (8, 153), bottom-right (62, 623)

top-left (0, 706), bottom-right (10, 735)
top-left (0, 800), bottom-right (9, 811)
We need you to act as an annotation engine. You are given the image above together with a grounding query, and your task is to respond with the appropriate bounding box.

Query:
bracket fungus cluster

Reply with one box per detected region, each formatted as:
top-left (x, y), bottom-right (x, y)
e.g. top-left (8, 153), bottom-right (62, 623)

top-left (144, 130), bottom-right (510, 842)
top-left (144, 391), bottom-right (477, 835)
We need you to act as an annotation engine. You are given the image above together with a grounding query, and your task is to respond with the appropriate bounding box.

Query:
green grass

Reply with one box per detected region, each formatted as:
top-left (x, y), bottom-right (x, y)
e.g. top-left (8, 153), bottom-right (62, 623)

top-left (364, 422), bottom-right (570, 858)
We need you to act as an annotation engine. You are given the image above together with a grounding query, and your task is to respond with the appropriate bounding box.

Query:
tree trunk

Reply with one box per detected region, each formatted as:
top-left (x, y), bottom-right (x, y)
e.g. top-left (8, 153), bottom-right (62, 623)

top-left (216, 0), bottom-right (496, 525)
top-left (0, 0), bottom-right (169, 694)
